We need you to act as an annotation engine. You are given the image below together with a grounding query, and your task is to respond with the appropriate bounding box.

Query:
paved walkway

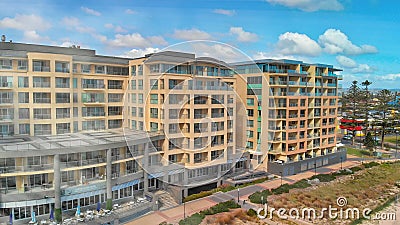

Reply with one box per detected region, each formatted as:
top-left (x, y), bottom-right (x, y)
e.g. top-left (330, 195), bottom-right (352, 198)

top-left (126, 157), bottom-right (363, 225)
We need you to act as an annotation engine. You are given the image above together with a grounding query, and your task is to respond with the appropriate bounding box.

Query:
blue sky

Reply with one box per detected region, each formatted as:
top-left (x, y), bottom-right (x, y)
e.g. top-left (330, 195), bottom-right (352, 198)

top-left (0, 0), bottom-right (399, 88)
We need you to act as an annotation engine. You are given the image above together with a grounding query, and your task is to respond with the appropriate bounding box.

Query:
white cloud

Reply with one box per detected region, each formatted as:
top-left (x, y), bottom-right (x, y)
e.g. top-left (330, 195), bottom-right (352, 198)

top-left (125, 9), bottom-right (136, 14)
top-left (121, 47), bottom-right (160, 58)
top-left (336, 55), bottom-right (357, 68)
top-left (213, 9), bottom-right (236, 16)
top-left (104, 23), bottom-right (128, 33)
top-left (81, 7), bottom-right (101, 16)
top-left (379, 74), bottom-right (400, 81)
top-left (266, 0), bottom-right (344, 12)
top-left (172, 29), bottom-right (212, 41)
top-left (0, 14), bottom-right (51, 31)
top-left (106, 33), bottom-right (168, 48)
top-left (351, 64), bottom-right (375, 73)
top-left (253, 52), bottom-right (307, 61)
top-left (275, 32), bottom-right (322, 56)
top-left (336, 55), bottom-right (375, 73)
top-left (23, 30), bottom-right (50, 43)
top-left (62, 17), bottom-right (80, 27)
top-left (318, 29), bottom-right (378, 55)
top-left (229, 27), bottom-right (258, 42)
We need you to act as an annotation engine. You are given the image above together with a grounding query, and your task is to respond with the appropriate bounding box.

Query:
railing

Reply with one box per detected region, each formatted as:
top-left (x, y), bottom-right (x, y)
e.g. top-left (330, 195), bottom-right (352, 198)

top-left (211, 113), bottom-right (224, 118)
top-left (56, 98), bottom-right (70, 103)
top-left (0, 115), bottom-right (13, 120)
top-left (0, 65), bottom-right (12, 70)
top-left (34, 114), bottom-right (51, 119)
top-left (33, 82), bottom-right (50, 88)
top-left (33, 66), bottom-right (50, 72)
top-left (289, 114), bottom-right (298, 118)
top-left (55, 68), bottom-right (70, 73)
top-left (82, 84), bottom-right (105, 89)
top-left (56, 83), bottom-right (70, 88)
top-left (83, 112), bottom-right (105, 117)
top-left (33, 98), bottom-right (51, 103)
top-left (108, 85), bottom-right (123, 89)
top-left (18, 66), bottom-right (27, 70)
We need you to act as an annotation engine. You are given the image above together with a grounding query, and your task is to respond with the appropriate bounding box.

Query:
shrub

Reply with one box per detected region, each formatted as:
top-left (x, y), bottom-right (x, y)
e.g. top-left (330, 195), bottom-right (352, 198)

top-left (202, 200), bottom-right (240, 215)
top-left (364, 161), bottom-right (380, 168)
top-left (248, 189), bottom-right (271, 204)
top-left (183, 190), bottom-right (213, 202)
top-left (350, 166), bottom-right (363, 172)
top-left (247, 208), bottom-right (257, 217)
top-left (310, 173), bottom-right (336, 182)
top-left (178, 213), bottom-right (205, 225)
top-left (272, 184), bottom-right (291, 194)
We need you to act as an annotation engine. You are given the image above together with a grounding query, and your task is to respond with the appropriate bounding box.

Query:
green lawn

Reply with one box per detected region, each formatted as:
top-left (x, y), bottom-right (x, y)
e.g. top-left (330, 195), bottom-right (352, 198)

top-left (384, 136), bottom-right (399, 144)
top-left (346, 147), bottom-right (373, 157)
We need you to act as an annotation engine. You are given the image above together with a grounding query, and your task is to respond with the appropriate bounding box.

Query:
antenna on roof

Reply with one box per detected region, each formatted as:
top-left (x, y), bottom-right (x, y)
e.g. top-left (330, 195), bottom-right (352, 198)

top-left (1, 35), bottom-right (5, 42)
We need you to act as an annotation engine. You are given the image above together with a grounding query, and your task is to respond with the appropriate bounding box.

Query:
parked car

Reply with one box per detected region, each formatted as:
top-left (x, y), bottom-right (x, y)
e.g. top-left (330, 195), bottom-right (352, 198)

top-left (273, 160), bottom-right (284, 164)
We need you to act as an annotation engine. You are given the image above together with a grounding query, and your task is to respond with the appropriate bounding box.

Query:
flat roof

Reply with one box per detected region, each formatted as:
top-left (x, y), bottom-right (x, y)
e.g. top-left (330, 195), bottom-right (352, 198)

top-left (0, 129), bottom-right (164, 158)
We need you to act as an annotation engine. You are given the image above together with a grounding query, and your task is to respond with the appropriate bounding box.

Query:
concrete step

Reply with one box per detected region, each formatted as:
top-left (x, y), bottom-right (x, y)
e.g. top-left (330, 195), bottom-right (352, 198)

top-left (156, 190), bottom-right (179, 210)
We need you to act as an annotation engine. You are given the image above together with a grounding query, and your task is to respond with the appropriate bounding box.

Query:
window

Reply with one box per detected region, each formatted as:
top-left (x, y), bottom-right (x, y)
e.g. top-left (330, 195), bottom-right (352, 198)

top-left (56, 93), bottom-right (70, 103)
top-left (108, 119), bottom-right (122, 129)
top-left (33, 77), bottom-right (50, 88)
top-left (138, 80), bottom-right (143, 90)
top-left (95, 65), bottom-right (105, 74)
top-left (131, 94), bottom-right (136, 103)
top-left (138, 107), bottom-right (143, 117)
top-left (169, 109), bottom-right (179, 119)
top-left (82, 107), bottom-right (104, 117)
top-left (73, 107), bottom-right (78, 117)
top-left (56, 108), bottom-right (70, 119)
top-left (150, 122), bottom-right (158, 132)
top-left (19, 108), bottom-right (29, 119)
top-left (0, 76), bottom-right (12, 88)
top-left (82, 79), bottom-right (104, 89)
top-left (56, 123), bottom-right (70, 134)
top-left (138, 65), bottom-right (143, 76)
top-left (108, 106), bottom-right (122, 116)
top-left (150, 108), bottom-right (158, 118)
top-left (150, 79), bottom-right (158, 90)
top-left (55, 61), bottom-right (70, 73)
top-left (247, 98), bottom-right (254, 106)
top-left (73, 93), bottom-right (77, 103)
top-left (131, 65), bottom-right (136, 76)
top-left (247, 109), bottom-right (254, 117)
top-left (0, 108), bottom-right (13, 120)
top-left (138, 94), bottom-right (143, 104)
top-left (73, 78), bottom-right (77, 88)
top-left (18, 77), bottom-right (29, 88)
top-left (106, 66), bottom-right (128, 75)
top-left (247, 120), bottom-right (254, 127)
top-left (32, 60), bottom-right (50, 72)
top-left (150, 94), bottom-right (158, 104)
top-left (131, 120), bottom-right (137, 129)
top-left (18, 92), bottom-right (29, 103)
top-left (82, 120), bottom-right (105, 131)
top-left (138, 121), bottom-right (144, 130)
top-left (108, 93), bottom-right (123, 102)
top-left (34, 124), bottom-right (51, 135)
top-left (18, 60), bottom-right (27, 70)
top-left (56, 78), bottom-right (70, 88)
top-left (33, 93), bottom-right (51, 103)
top-left (131, 80), bottom-right (136, 90)
top-left (81, 64), bottom-right (91, 73)
top-left (108, 80), bottom-right (123, 89)
top-left (0, 59), bottom-right (12, 69)
top-left (19, 124), bottom-right (30, 134)
top-left (81, 93), bottom-right (104, 103)
top-left (131, 107), bottom-right (137, 117)
top-left (34, 108), bottom-right (51, 119)
top-left (247, 130), bottom-right (254, 138)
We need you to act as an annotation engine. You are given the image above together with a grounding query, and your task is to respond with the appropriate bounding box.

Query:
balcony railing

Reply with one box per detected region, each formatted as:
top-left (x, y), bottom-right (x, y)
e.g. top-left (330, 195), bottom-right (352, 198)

top-left (82, 84), bottom-right (105, 89)
top-left (0, 65), bottom-right (12, 70)
top-left (0, 98), bottom-right (13, 104)
top-left (33, 66), bottom-right (50, 72)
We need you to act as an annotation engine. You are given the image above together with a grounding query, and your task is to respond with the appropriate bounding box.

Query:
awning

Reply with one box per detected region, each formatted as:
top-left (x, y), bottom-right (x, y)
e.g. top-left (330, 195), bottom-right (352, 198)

top-left (111, 179), bottom-right (140, 191)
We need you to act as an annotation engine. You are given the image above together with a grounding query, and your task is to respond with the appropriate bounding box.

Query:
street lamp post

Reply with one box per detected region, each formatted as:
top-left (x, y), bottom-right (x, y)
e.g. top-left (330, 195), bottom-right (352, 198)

top-left (396, 131), bottom-right (398, 158)
top-left (279, 171), bottom-right (283, 186)
top-left (237, 188), bottom-right (240, 203)
top-left (261, 196), bottom-right (264, 206)
top-left (183, 201), bottom-right (186, 219)
top-left (340, 156), bottom-right (343, 170)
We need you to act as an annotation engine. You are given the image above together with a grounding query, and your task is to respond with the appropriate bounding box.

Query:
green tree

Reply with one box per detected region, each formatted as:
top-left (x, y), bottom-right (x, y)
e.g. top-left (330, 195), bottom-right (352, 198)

top-left (364, 132), bottom-right (375, 151)
top-left (361, 80), bottom-right (372, 137)
top-left (343, 81), bottom-right (362, 145)
top-left (375, 89), bottom-right (395, 148)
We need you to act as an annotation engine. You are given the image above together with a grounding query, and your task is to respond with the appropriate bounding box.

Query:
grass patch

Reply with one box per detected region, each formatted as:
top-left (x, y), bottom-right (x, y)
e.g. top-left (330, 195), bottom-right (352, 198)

top-left (184, 177), bottom-right (270, 202)
top-left (347, 147), bottom-right (373, 157)
top-left (349, 196), bottom-right (397, 225)
top-left (178, 200), bottom-right (241, 225)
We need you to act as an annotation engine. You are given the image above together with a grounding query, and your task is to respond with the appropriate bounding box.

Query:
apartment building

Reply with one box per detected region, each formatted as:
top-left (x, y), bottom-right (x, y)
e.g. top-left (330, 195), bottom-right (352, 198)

top-left (0, 42), bottom-right (248, 223)
top-left (232, 59), bottom-right (343, 171)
